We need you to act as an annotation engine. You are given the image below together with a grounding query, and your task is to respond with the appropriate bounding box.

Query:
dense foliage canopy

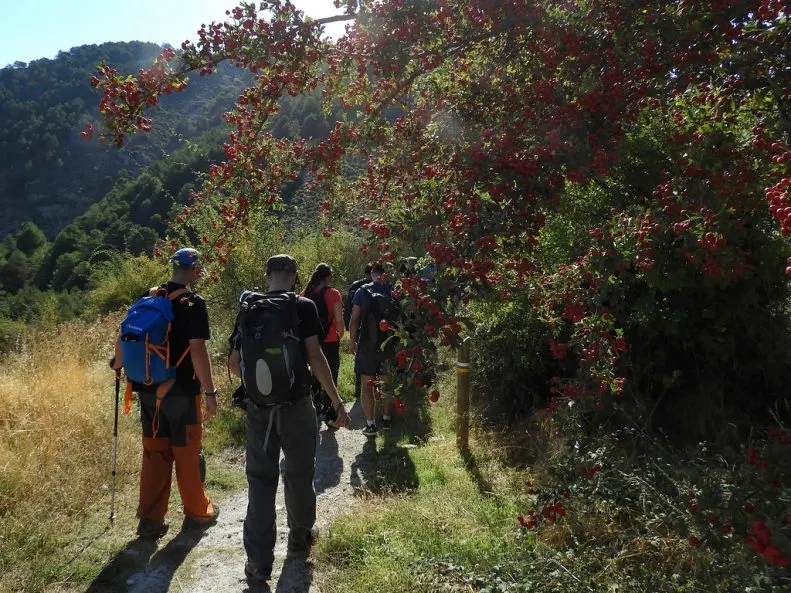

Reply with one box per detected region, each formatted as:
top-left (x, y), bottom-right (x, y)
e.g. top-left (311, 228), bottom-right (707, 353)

top-left (92, 0), bottom-right (790, 430)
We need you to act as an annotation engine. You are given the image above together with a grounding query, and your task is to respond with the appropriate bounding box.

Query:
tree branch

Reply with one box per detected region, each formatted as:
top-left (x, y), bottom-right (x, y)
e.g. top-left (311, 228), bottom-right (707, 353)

top-left (315, 14), bottom-right (357, 25)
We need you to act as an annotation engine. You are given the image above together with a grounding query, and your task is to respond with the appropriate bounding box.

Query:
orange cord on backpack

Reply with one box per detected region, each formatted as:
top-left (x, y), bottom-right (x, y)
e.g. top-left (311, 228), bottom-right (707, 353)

top-left (122, 288), bottom-right (192, 432)
top-left (150, 379), bottom-right (175, 438)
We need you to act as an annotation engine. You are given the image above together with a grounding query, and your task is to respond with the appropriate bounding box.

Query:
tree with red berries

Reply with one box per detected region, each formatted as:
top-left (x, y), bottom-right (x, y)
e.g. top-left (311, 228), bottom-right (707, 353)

top-left (90, 0), bottom-right (790, 416)
top-left (91, 0), bottom-right (790, 566)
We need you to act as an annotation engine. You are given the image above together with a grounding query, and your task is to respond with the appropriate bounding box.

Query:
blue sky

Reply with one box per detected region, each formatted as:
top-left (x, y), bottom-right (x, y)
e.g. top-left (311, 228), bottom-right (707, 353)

top-left (0, 0), bottom-right (346, 67)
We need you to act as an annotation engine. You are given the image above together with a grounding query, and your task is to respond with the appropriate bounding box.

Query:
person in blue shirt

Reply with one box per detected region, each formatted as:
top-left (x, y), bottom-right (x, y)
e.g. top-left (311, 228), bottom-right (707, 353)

top-left (349, 262), bottom-right (395, 436)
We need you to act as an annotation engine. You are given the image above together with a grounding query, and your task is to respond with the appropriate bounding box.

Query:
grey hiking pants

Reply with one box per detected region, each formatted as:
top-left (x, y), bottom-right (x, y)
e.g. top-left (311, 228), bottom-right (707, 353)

top-left (243, 395), bottom-right (318, 571)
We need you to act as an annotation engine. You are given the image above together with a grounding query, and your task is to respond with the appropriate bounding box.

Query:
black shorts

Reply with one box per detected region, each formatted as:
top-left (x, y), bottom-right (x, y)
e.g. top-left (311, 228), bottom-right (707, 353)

top-left (354, 343), bottom-right (391, 376)
top-left (139, 383), bottom-right (199, 446)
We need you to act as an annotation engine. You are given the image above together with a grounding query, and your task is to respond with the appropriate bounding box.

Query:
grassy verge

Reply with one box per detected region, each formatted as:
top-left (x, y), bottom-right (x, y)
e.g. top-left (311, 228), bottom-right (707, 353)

top-left (0, 315), bottom-right (246, 593)
top-left (315, 372), bottom-right (536, 593)
top-left (316, 366), bottom-right (791, 593)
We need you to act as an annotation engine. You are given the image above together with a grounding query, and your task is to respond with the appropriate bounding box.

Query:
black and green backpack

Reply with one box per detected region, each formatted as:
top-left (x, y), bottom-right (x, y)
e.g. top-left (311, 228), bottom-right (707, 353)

top-left (235, 292), bottom-right (310, 407)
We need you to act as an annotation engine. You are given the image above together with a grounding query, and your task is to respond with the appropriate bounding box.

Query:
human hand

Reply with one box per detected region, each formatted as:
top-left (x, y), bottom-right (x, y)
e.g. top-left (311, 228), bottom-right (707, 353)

top-left (204, 392), bottom-right (218, 422)
top-left (329, 401), bottom-right (350, 429)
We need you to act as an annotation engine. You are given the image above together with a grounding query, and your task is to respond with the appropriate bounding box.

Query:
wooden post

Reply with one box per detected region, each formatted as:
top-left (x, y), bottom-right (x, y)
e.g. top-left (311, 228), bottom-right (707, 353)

top-left (456, 337), bottom-right (471, 453)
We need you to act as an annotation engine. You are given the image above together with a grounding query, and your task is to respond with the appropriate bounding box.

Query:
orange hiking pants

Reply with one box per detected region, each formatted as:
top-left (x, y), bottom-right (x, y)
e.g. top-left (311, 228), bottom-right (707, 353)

top-left (137, 385), bottom-right (214, 523)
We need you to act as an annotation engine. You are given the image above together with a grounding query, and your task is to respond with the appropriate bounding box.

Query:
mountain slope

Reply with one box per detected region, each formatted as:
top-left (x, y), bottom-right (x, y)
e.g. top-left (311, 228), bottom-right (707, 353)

top-left (0, 41), bottom-right (249, 237)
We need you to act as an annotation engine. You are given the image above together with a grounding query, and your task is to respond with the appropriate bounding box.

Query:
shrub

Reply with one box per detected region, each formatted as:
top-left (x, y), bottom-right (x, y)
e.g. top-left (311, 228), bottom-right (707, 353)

top-left (470, 295), bottom-right (561, 424)
top-left (88, 252), bottom-right (168, 314)
top-left (511, 407), bottom-right (791, 592)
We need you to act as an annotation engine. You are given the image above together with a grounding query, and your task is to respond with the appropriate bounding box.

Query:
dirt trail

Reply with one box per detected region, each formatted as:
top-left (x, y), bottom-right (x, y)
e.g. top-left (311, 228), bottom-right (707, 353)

top-left (88, 401), bottom-right (370, 593)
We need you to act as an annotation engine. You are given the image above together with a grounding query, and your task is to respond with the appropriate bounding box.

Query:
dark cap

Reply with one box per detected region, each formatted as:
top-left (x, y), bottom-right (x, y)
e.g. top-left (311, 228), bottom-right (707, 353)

top-left (171, 247), bottom-right (201, 267)
top-left (266, 253), bottom-right (298, 274)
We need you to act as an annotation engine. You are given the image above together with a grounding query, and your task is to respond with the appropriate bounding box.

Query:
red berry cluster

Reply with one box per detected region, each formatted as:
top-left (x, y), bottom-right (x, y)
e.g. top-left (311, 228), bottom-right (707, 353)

top-left (745, 521), bottom-right (790, 568)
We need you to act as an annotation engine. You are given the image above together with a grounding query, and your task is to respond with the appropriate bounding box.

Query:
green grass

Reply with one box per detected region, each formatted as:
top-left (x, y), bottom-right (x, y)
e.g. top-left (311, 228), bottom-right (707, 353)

top-left (316, 443), bottom-right (531, 593)
top-left (337, 339), bottom-right (357, 401)
top-left (314, 374), bottom-right (537, 593)
top-left (204, 458), bottom-right (247, 491)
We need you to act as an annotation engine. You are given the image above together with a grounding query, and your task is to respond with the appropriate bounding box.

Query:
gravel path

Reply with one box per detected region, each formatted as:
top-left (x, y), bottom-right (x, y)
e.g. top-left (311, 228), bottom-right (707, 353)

top-left (90, 400), bottom-right (370, 593)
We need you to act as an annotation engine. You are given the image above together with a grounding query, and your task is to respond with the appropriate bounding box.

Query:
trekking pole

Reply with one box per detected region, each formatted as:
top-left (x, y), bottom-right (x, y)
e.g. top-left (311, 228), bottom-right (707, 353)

top-left (110, 369), bottom-right (120, 525)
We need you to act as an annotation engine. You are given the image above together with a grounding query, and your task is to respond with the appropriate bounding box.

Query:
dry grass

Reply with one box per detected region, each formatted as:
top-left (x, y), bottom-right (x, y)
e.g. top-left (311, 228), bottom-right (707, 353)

top-left (0, 314), bottom-right (140, 591)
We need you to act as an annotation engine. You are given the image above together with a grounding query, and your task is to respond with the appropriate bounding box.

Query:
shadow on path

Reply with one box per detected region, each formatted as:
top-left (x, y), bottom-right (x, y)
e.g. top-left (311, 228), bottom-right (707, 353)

top-left (314, 428), bottom-right (342, 496)
top-left (85, 537), bottom-right (157, 593)
top-left (243, 580), bottom-right (272, 593)
top-left (85, 528), bottom-right (206, 593)
top-left (273, 554), bottom-right (313, 593)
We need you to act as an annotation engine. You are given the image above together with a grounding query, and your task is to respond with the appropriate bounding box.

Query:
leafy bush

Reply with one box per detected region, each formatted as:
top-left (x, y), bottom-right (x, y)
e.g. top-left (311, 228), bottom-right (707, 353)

top-left (470, 295), bottom-right (561, 424)
top-left (88, 252), bottom-right (168, 314)
top-left (203, 218), bottom-right (369, 339)
top-left (0, 318), bottom-right (26, 352)
top-left (510, 406), bottom-right (791, 592)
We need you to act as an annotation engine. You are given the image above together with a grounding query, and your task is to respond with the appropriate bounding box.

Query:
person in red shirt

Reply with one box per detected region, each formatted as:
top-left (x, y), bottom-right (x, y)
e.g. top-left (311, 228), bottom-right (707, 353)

top-left (302, 263), bottom-right (344, 427)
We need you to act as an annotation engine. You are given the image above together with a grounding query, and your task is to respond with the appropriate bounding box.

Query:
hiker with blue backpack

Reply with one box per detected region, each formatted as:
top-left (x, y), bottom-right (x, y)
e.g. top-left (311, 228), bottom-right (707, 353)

top-left (110, 247), bottom-right (220, 540)
top-left (302, 263), bottom-right (345, 429)
top-left (349, 261), bottom-right (398, 437)
top-left (227, 254), bottom-right (350, 585)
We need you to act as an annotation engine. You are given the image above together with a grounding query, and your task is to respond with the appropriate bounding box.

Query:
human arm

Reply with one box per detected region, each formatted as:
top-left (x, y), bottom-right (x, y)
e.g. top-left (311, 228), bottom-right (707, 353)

top-left (228, 349), bottom-right (241, 378)
top-left (305, 335), bottom-right (349, 428)
top-left (190, 338), bottom-right (217, 421)
top-left (349, 304), bottom-right (361, 354)
top-left (110, 335), bottom-right (123, 370)
top-left (333, 300), bottom-right (344, 339)
top-left (185, 296), bottom-right (217, 420)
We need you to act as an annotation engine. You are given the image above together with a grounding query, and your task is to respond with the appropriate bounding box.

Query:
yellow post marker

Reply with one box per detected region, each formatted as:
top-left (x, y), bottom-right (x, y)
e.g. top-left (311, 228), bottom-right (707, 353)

top-left (456, 337), bottom-right (471, 454)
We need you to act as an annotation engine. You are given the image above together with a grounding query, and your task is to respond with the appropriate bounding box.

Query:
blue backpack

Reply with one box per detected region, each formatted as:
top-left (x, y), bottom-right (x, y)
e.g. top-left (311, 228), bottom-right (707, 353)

top-left (120, 287), bottom-right (190, 387)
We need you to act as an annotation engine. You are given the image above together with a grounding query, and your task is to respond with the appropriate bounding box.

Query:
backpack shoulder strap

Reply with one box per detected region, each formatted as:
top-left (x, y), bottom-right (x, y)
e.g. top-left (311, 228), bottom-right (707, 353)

top-left (321, 286), bottom-right (335, 331)
top-left (288, 292), bottom-right (301, 332)
top-left (146, 286), bottom-right (189, 300)
top-left (167, 288), bottom-right (189, 301)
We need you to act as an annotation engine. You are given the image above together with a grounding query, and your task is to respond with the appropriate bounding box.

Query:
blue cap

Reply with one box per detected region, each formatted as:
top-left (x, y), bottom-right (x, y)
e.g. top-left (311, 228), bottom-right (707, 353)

top-left (171, 248), bottom-right (202, 267)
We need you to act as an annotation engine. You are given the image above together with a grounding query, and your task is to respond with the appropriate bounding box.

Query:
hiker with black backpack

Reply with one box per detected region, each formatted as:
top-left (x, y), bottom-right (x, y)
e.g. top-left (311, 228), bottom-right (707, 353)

top-left (227, 254), bottom-right (350, 585)
top-left (302, 263), bottom-right (344, 428)
top-left (344, 263), bottom-right (372, 400)
top-left (110, 248), bottom-right (220, 540)
top-left (344, 263), bottom-right (372, 331)
top-left (349, 261), bottom-right (397, 437)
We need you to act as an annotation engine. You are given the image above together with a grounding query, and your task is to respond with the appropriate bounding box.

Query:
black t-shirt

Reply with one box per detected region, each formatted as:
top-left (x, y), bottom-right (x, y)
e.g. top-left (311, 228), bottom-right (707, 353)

top-left (229, 291), bottom-right (321, 355)
top-left (138, 282), bottom-right (210, 394)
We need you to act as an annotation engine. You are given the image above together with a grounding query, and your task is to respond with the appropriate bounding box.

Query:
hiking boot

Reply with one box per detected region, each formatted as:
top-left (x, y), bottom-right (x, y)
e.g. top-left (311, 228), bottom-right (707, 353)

top-left (287, 527), bottom-right (318, 556)
top-left (245, 560), bottom-right (272, 584)
top-left (362, 423), bottom-right (378, 437)
top-left (182, 504), bottom-right (220, 530)
top-left (380, 417), bottom-right (392, 431)
top-left (136, 518), bottom-right (168, 540)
